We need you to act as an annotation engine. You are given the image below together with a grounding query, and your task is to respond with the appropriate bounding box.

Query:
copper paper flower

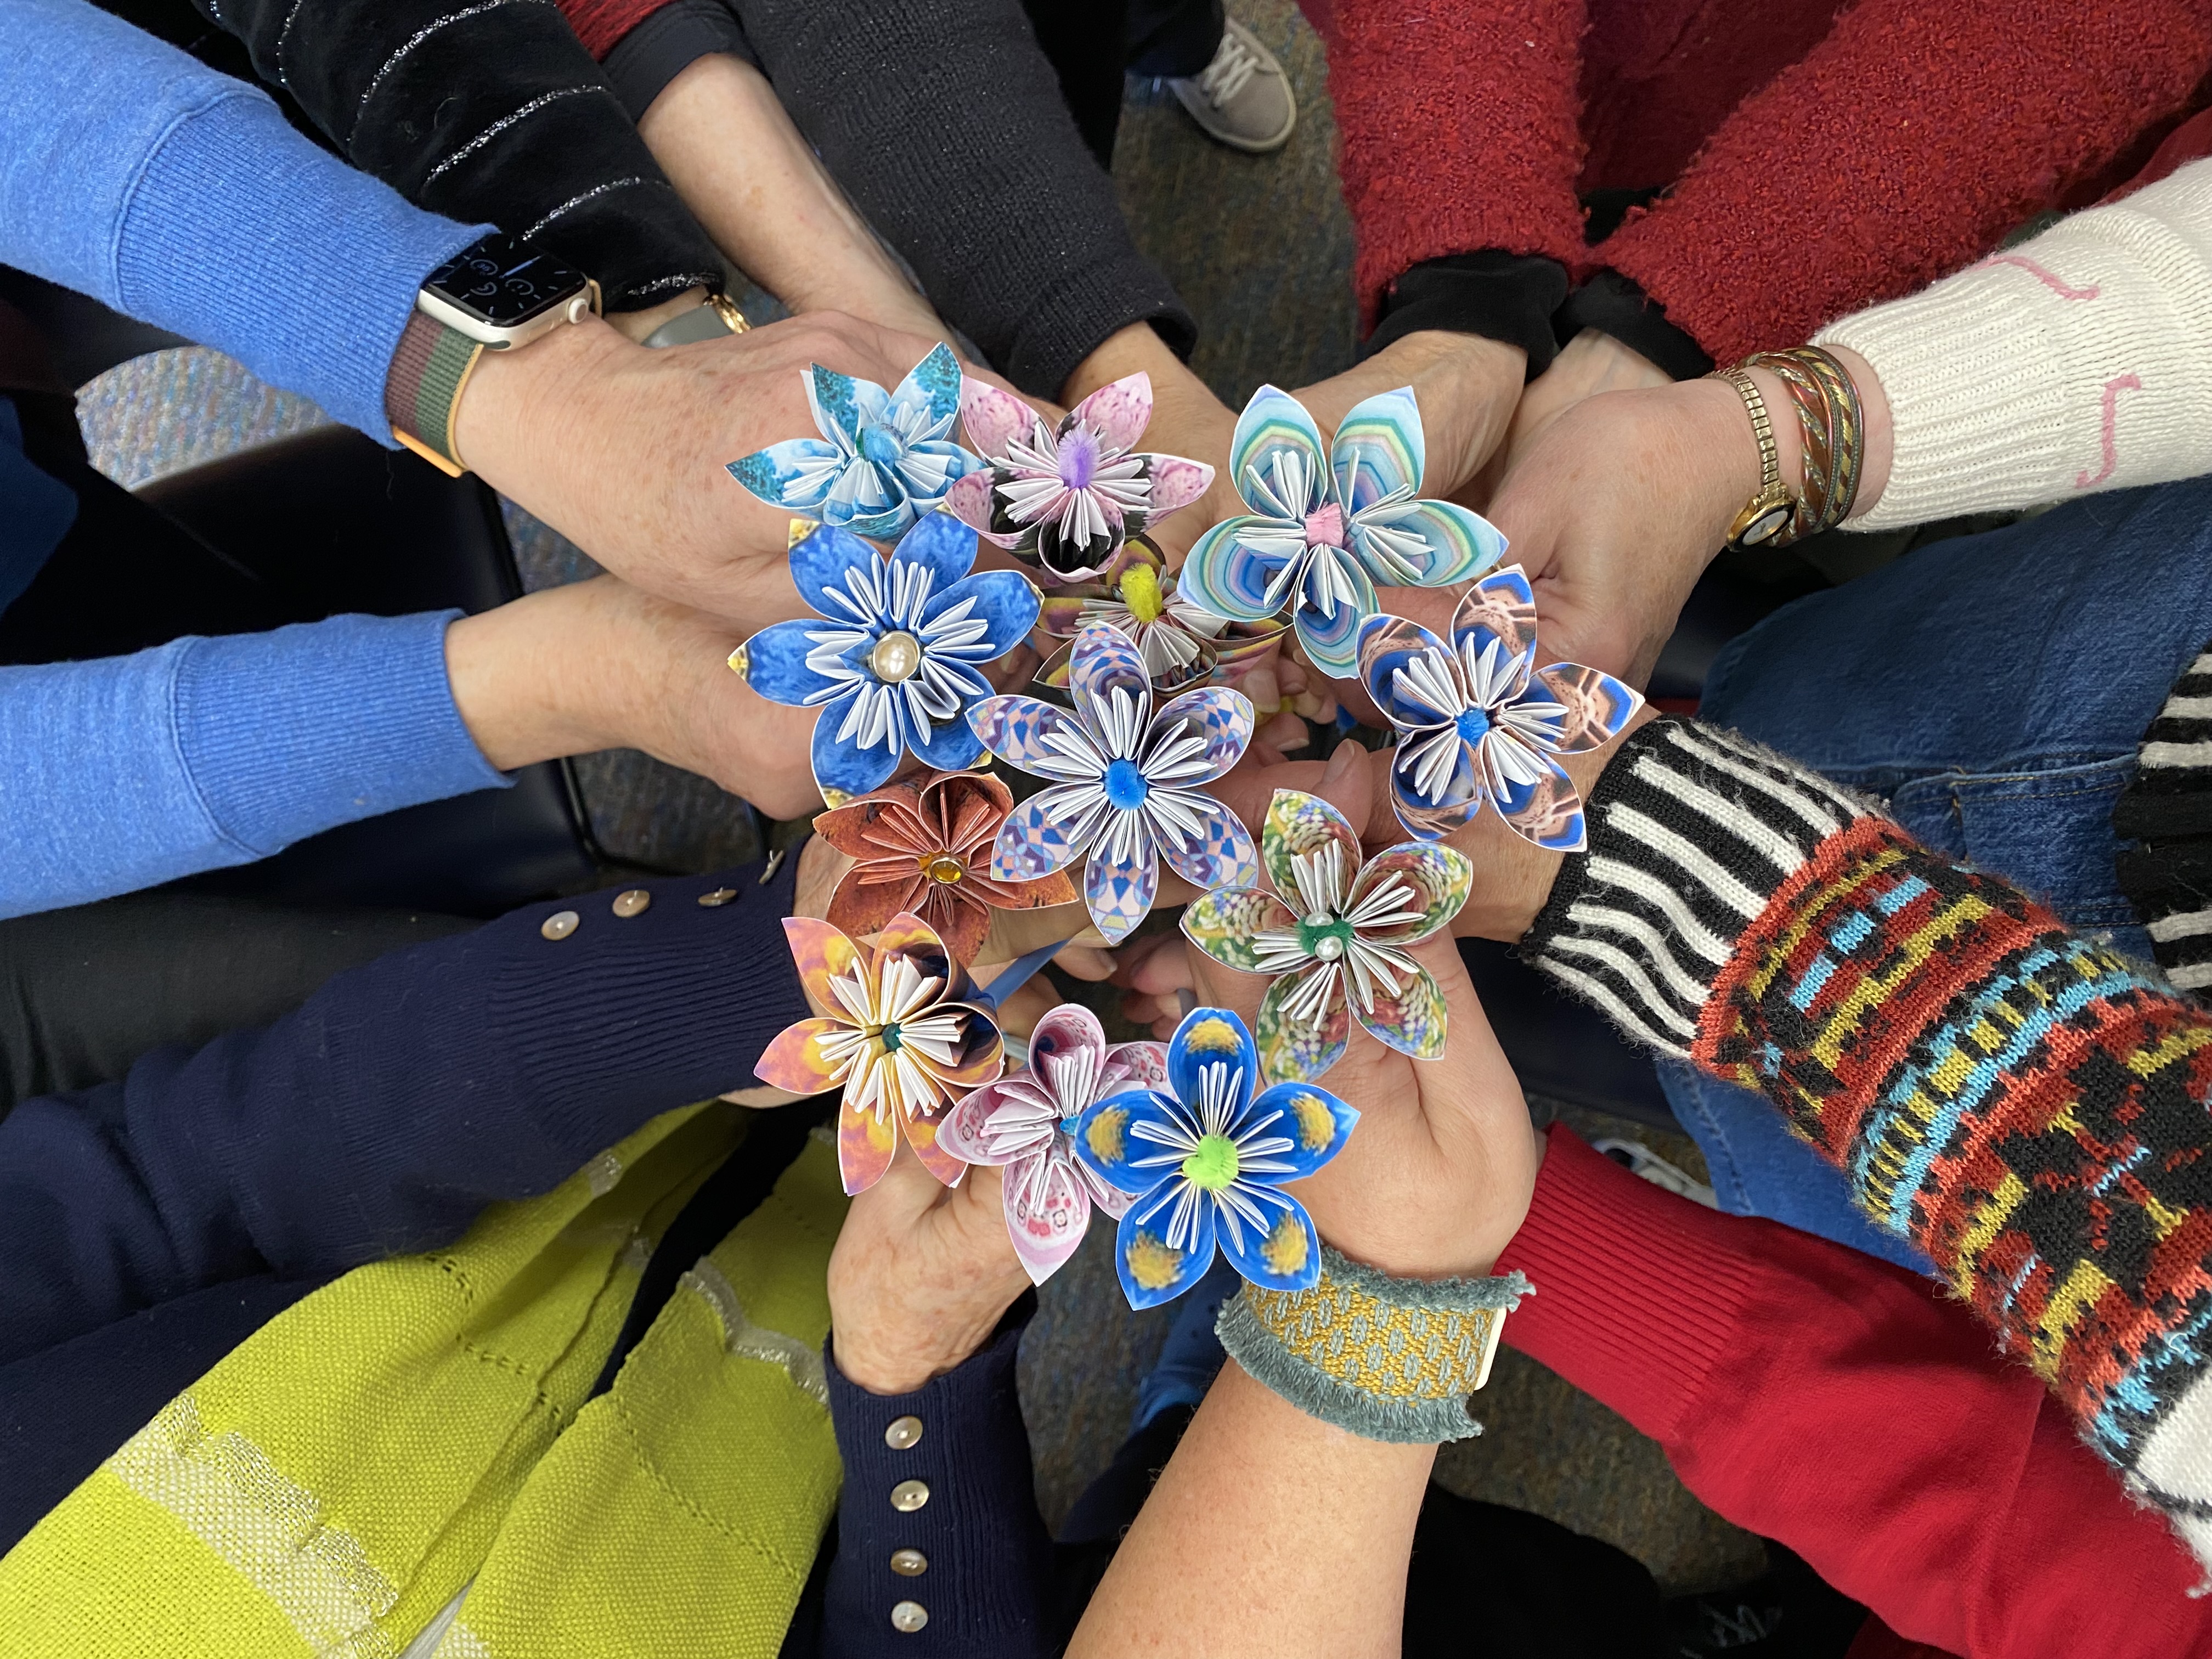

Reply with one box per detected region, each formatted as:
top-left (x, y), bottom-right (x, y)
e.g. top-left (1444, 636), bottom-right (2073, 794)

top-left (814, 772), bottom-right (1078, 966)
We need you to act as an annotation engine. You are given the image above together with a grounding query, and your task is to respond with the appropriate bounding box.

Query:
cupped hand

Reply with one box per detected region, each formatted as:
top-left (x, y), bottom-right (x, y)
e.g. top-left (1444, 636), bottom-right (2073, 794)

top-left (1489, 328), bottom-right (1672, 485)
top-left (1294, 330), bottom-right (1526, 507)
top-left (827, 1140), bottom-right (1032, 1393)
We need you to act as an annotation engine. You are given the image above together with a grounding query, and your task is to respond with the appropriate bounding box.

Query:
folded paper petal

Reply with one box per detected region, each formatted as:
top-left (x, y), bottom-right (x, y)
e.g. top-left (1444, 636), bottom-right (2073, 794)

top-left (1084, 827), bottom-right (1159, 945)
top-left (1388, 743), bottom-right (1486, 842)
top-left (991, 789), bottom-right (1101, 881)
top-left (826, 872), bottom-right (936, 950)
top-left (1355, 963), bottom-right (1452, 1060)
top-left (1261, 789), bottom-right (1363, 911)
top-left (1069, 371), bottom-right (1153, 455)
top-left (1029, 1001), bottom-right (1109, 1077)
top-left (1072, 1086), bottom-right (1184, 1194)
top-left (943, 469), bottom-right (1014, 545)
top-left (906, 704), bottom-right (986, 774)
top-left (1215, 1187), bottom-right (1321, 1293)
top-left (958, 378), bottom-right (1036, 460)
top-left (903, 1105), bottom-right (970, 1187)
top-left (1167, 1004), bottom-right (1259, 1120)
top-left (839, 1102), bottom-right (899, 1195)
top-left (805, 363), bottom-right (870, 447)
top-left (753, 1015), bottom-right (853, 1096)
top-left (1255, 969), bottom-right (1349, 1084)
top-left (1114, 1186), bottom-right (1220, 1310)
top-left (1150, 686), bottom-right (1255, 785)
top-left (1347, 842), bottom-right (1472, 945)
top-left (872, 911), bottom-right (955, 983)
top-left (1453, 566), bottom-right (1540, 701)
top-left (928, 1003), bottom-right (1009, 1091)
top-left (1146, 455), bottom-right (1215, 516)
top-left (933, 1088), bottom-right (1014, 1167)
top-left (738, 618), bottom-right (844, 708)
top-left (1181, 516), bottom-right (1295, 623)
top-left (791, 524), bottom-right (886, 626)
top-left (1004, 1149), bottom-right (1096, 1284)
top-left (1530, 663), bottom-right (1643, 753)
top-left (894, 509), bottom-right (980, 593)
top-left (729, 437), bottom-right (844, 515)
top-left (1068, 622), bottom-right (1153, 730)
top-left (1231, 385), bottom-right (1330, 521)
top-left (1356, 612), bottom-right (1457, 729)
top-left (1329, 386), bottom-right (1425, 515)
top-left (1182, 886), bottom-right (1296, 972)
top-left (928, 569), bottom-right (1043, 658)
top-left (812, 695), bottom-right (902, 803)
top-left (892, 342), bottom-right (965, 432)
top-left (1294, 555), bottom-right (1380, 678)
top-left (1155, 801), bottom-right (1258, 894)
top-left (1351, 497), bottom-right (1504, 589)
top-left (782, 916), bottom-right (867, 1015)
top-left (1247, 1079), bottom-right (1359, 1180)
top-left (1105, 1039), bottom-right (1170, 1093)
top-left (968, 695), bottom-right (1093, 776)
top-left (1487, 744), bottom-right (1587, 852)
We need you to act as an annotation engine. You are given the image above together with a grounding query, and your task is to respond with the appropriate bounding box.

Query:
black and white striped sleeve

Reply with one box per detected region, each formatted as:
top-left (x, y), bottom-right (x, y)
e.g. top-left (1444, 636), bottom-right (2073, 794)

top-left (1518, 718), bottom-right (1883, 1056)
top-left (2115, 642), bottom-right (2212, 999)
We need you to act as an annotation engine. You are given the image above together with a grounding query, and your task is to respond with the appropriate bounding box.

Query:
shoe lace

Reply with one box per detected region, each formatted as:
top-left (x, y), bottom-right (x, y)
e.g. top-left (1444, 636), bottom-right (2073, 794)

top-left (1197, 30), bottom-right (1262, 104)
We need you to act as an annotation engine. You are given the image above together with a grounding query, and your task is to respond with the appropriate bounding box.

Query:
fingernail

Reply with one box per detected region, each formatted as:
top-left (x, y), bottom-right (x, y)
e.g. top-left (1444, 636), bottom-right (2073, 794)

top-left (1323, 737), bottom-right (1360, 783)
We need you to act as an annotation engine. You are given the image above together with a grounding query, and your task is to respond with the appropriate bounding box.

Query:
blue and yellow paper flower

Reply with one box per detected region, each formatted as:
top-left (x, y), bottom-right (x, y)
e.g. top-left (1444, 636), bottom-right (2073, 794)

top-left (1072, 1004), bottom-right (1357, 1310)
top-left (1178, 385), bottom-right (1504, 678)
top-left (730, 514), bottom-right (1039, 807)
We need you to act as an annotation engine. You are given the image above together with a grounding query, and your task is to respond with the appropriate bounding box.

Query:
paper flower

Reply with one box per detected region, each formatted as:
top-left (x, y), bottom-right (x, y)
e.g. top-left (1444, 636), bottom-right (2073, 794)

top-left (968, 623), bottom-right (1259, 945)
top-left (727, 342), bottom-right (985, 540)
top-left (1182, 789), bottom-right (1472, 1082)
top-left (754, 913), bottom-right (1005, 1195)
top-left (937, 1004), bottom-right (1167, 1284)
top-left (1071, 1005), bottom-right (1357, 1309)
top-left (1179, 385), bottom-right (1505, 678)
top-left (813, 771), bottom-right (1077, 966)
top-left (1355, 565), bottom-right (1643, 851)
top-left (1036, 537), bottom-right (1286, 692)
top-left (730, 515), bottom-right (1040, 807)
top-left (945, 371), bottom-right (1215, 583)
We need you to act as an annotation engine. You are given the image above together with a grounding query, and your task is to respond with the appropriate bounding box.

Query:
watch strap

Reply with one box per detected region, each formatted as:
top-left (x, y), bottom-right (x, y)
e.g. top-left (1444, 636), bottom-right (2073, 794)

top-left (1712, 366), bottom-right (1798, 550)
top-left (386, 308), bottom-right (485, 478)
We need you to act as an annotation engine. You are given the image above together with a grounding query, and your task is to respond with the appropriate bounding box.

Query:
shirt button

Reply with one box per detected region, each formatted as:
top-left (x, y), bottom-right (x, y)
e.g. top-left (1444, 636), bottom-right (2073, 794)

top-left (884, 1415), bottom-right (923, 1450)
top-left (890, 1548), bottom-right (927, 1576)
top-left (540, 910), bottom-right (579, 941)
top-left (611, 888), bottom-right (652, 918)
top-left (890, 1601), bottom-right (928, 1634)
top-left (697, 888), bottom-right (738, 907)
top-left (889, 1479), bottom-right (929, 1513)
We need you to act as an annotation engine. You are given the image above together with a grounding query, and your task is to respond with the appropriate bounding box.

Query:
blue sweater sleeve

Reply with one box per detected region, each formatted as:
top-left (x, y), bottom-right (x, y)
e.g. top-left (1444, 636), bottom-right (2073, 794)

top-left (0, 857), bottom-right (814, 1363)
top-left (0, 611), bottom-right (509, 919)
top-left (0, 0), bottom-right (487, 438)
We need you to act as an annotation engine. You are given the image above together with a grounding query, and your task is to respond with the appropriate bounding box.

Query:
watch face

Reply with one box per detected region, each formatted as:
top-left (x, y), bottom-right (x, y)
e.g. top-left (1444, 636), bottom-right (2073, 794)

top-left (1738, 502), bottom-right (1795, 545)
top-left (423, 234), bottom-right (589, 328)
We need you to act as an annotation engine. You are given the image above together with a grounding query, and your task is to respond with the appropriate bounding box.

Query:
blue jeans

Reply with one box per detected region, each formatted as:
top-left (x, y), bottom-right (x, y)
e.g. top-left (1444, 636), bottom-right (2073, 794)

top-left (1663, 477), bottom-right (2212, 1271)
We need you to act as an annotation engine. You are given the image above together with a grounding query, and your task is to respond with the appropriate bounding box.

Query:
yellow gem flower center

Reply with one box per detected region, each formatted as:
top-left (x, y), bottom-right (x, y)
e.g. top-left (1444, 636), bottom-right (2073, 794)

top-left (919, 852), bottom-right (966, 884)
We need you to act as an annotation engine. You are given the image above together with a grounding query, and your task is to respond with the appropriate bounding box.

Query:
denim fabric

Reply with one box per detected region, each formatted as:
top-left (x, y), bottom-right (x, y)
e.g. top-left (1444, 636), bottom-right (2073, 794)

top-left (1663, 477), bottom-right (2212, 1267)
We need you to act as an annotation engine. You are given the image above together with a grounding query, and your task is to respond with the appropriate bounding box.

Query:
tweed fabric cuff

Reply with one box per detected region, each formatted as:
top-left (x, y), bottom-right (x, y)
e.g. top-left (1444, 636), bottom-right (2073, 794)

top-left (384, 308), bottom-right (483, 476)
top-left (1216, 1246), bottom-right (1531, 1444)
top-left (1520, 717), bottom-right (1883, 1056)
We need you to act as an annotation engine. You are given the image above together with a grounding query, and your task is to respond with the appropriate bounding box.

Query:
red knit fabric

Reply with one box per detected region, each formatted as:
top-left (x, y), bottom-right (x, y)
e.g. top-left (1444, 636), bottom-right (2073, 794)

top-left (557, 0), bottom-right (660, 60)
top-left (1495, 1128), bottom-right (2212, 1657)
top-left (1319, 0), bottom-right (1589, 328)
top-left (1599, 0), bottom-right (2212, 361)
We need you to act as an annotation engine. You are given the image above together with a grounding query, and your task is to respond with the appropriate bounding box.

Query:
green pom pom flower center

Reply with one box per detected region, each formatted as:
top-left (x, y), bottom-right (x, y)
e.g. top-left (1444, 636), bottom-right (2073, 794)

top-left (1181, 1132), bottom-right (1241, 1192)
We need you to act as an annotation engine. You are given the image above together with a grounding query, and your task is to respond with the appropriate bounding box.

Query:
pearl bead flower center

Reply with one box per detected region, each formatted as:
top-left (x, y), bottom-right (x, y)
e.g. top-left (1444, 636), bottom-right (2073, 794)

top-left (1299, 915), bottom-right (1355, 962)
top-left (871, 630), bottom-right (923, 682)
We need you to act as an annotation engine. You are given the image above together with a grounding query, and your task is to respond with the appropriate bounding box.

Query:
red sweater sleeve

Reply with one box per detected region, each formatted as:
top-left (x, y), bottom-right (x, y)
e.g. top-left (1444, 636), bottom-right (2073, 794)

top-left (1321, 0), bottom-right (1588, 327)
top-left (559, 0), bottom-right (669, 59)
top-left (1496, 1128), bottom-right (2212, 1657)
top-left (1594, 0), bottom-right (2212, 362)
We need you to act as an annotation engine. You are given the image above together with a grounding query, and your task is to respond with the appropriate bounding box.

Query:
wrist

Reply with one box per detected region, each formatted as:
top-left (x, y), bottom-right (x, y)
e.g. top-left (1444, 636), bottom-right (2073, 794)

top-left (830, 1281), bottom-right (1027, 1395)
top-left (606, 286), bottom-right (710, 344)
top-left (449, 314), bottom-right (635, 496)
top-left (442, 579), bottom-right (634, 770)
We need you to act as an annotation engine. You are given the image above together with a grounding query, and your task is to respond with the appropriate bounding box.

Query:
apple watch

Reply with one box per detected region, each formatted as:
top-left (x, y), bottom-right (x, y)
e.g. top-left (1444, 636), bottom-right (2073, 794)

top-left (386, 232), bottom-right (601, 478)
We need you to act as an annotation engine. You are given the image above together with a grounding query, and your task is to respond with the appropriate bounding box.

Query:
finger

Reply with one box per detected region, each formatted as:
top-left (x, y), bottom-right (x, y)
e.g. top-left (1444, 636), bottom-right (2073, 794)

top-left (854, 1135), bottom-right (955, 1228)
top-left (1261, 709), bottom-right (1310, 753)
top-left (1053, 943), bottom-right (1118, 981)
top-left (1113, 933), bottom-right (1193, 994)
top-left (1242, 663), bottom-right (1282, 718)
top-left (1184, 935), bottom-right (1266, 1026)
top-left (994, 976), bottom-right (1059, 1039)
top-left (978, 899), bottom-right (1092, 964)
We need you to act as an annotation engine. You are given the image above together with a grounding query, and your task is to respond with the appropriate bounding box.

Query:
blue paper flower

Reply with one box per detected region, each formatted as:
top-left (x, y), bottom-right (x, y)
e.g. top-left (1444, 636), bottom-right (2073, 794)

top-left (1179, 385), bottom-right (1505, 678)
top-left (1072, 1004), bottom-right (1358, 1310)
top-left (727, 342), bottom-right (986, 540)
top-left (731, 514), bottom-right (1040, 806)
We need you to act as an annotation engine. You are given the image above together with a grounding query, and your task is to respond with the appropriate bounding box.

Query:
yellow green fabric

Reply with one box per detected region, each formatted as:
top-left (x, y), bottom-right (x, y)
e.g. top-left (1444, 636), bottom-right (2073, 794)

top-left (0, 1105), bottom-right (849, 1659)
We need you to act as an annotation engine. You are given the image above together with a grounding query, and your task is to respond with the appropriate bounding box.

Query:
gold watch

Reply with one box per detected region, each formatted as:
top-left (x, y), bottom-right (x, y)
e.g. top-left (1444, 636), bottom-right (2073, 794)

top-left (1712, 367), bottom-right (1798, 550)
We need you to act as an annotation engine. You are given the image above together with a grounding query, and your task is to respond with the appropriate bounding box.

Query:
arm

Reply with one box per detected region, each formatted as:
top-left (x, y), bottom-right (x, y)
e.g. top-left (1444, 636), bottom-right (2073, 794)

top-left (1498, 1127), bottom-right (2212, 1656)
top-left (0, 855), bottom-right (809, 1362)
top-left (1595, 0), bottom-right (2212, 369)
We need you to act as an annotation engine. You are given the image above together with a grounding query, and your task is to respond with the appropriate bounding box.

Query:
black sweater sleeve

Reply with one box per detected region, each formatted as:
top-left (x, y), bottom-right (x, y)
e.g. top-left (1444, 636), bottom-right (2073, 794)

top-left (729, 0), bottom-right (1195, 397)
top-left (173, 0), bottom-right (723, 308)
top-left (0, 859), bottom-right (810, 1364)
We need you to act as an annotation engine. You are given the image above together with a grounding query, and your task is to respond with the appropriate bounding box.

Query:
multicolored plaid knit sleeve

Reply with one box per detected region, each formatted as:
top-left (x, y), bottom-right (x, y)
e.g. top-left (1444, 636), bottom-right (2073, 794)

top-left (1522, 715), bottom-right (2212, 1567)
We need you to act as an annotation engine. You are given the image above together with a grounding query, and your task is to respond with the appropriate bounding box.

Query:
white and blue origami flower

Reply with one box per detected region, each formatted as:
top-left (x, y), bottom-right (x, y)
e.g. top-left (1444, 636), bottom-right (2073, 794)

top-left (1072, 1003), bottom-right (1358, 1310)
top-left (968, 622), bottom-right (1259, 945)
top-left (730, 514), bottom-right (1040, 806)
top-left (1179, 385), bottom-right (1505, 678)
top-left (727, 342), bottom-right (986, 540)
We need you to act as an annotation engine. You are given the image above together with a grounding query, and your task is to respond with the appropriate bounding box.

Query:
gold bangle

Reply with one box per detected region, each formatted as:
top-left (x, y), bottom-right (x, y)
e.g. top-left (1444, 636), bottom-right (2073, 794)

top-left (1743, 347), bottom-right (1864, 537)
top-left (1711, 367), bottom-right (1797, 550)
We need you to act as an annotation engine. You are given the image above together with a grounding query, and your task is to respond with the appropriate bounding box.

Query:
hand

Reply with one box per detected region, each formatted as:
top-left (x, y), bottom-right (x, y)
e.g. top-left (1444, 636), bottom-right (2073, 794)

top-left (1492, 327), bottom-right (1671, 481)
top-left (827, 1141), bottom-right (1031, 1393)
top-left (1295, 329), bottom-right (1526, 507)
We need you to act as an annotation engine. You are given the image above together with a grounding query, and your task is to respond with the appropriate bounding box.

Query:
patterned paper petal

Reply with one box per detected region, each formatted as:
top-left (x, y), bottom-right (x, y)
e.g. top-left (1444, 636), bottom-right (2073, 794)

top-left (827, 871), bottom-right (936, 953)
top-left (968, 694), bottom-right (1090, 771)
top-left (1387, 744), bottom-right (1485, 842)
top-left (1452, 565), bottom-right (1539, 699)
top-left (1354, 962), bottom-right (1451, 1060)
top-left (1004, 1149), bottom-right (1096, 1284)
top-left (1114, 1184), bottom-right (1220, 1310)
top-left (1145, 455), bottom-right (1215, 517)
top-left (1351, 498), bottom-right (1506, 589)
top-left (1167, 1005), bottom-right (1259, 1121)
top-left (1230, 385), bottom-right (1330, 520)
top-left (1329, 386), bottom-right (1425, 515)
top-left (1528, 663), bottom-right (1644, 754)
top-left (781, 916), bottom-right (867, 1014)
top-left (959, 377), bottom-right (1037, 460)
top-left (943, 469), bottom-right (1017, 546)
top-left (892, 509), bottom-right (980, 593)
top-left (991, 788), bottom-right (1104, 882)
top-left (833, 496), bottom-right (916, 544)
top-left (1246, 1079), bottom-right (1359, 1180)
top-left (790, 523), bottom-right (887, 624)
top-left (902, 1105), bottom-right (972, 1188)
top-left (812, 695), bottom-right (902, 804)
top-left (1104, 1040), bottom-right (1170, 1092)
top-left (805, 364), bottom-right (871, 446)
top-left (1355, 612), bottom-right (1457, 730)
top-left (1484, 740), bottom-right (1588, 853)
top-left (839, 1102), bottom-right (899, 1195)
top-left (1216, 1187), bottom-right (1322, 1293)
top-left (1294, 554), bottom-right (1380, 679)
top-left (1149, 686), bottom-right (1255, 785)
top-left (872, 909), bottom-right (955, 983)
top-left (890, 343), bottom-right (965, 433)
top-left (906, 704), bottom-right (986, 775)
top-left (1182, 886), bottom-right (1297, 971)
top-left (928, 1004), bottom-right (1010, 1091)
top-left (933, 1085), bottom-right (1015, 1167)
top-left (728, 437), bottom-right (844, 515)
top-left (1083, 827), bottom-right (1159, 944)
top-left (1255, 969), bottom-right (1350, 1084)
top-left (737, 619), bottom-right (843, 708)
top-left (814, 784), bottom-right (922, 858)
top-left (900, 440), bottom-right (989, 510)
top-left (1181, 516), bottom-right (1297, 623)
top-left (1261, 789), bottom-right (1363, 911)
top-left (1347, 842), bottom-right (1472, 945)
top-left (1155, 800), bottom-right (1259, 894)
top-left (1071, 1086), bottom-right (1189, 1194)
top-left (1068, 371), bottom-right (1154, 455)
top-left (921, 888), bottom-right (995, 970)
top-left (1068, 623), bottom-right (1153, 732)
top-left (753, 1015), bottom-right (854, 1096)
top-left (1028, 1002), bottom-right (1109, 1086)
top-left (927, 569), bottom-right (1042, 658)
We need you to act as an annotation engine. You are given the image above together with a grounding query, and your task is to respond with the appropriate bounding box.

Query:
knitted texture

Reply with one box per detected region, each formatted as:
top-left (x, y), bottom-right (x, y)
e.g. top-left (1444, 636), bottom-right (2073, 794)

top-left (1818, 161), bottom-right (2212, 531)
top-left (1523, 715), bottom-right (2212, 1567)
top-left (1600, 0), bottom-right (2212, 365)
top-left (2117, 640), bottom-right (2212, 996)
top-left (1216, 1246), bottom-right (1530, 1444)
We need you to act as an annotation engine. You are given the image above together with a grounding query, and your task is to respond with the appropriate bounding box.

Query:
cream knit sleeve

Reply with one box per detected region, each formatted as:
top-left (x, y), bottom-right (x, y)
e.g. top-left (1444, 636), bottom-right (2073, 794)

top-left (1813, 158), bottom-right (2212, 531)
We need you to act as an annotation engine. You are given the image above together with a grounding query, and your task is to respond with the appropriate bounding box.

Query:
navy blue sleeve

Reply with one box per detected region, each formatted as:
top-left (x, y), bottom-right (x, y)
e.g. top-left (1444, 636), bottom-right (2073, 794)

top-left (822, 1301), bottom-right (1056, 1657)
top-left (0, 859), bottom-right (809, 1364)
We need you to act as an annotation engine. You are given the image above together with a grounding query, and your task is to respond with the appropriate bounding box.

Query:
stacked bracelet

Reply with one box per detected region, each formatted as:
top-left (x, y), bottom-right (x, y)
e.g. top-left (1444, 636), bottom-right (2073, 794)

top-left (1742, 346), bottom-right (1864, 539)
top-left (1216, 1246), bottom-right (1531, 1444)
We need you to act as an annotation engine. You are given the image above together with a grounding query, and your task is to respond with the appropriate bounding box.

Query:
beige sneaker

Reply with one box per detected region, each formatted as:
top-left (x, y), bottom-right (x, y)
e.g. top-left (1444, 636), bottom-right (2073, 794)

top-left (1167, 19), bottom-right (1296, 154)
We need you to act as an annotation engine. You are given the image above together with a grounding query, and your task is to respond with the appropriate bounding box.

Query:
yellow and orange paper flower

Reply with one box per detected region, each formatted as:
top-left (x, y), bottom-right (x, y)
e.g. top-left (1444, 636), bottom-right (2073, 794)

top-left (812, 771), bottom-right (1076, 967)
top-left (754, 912), bottom-right (1005, 1194)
